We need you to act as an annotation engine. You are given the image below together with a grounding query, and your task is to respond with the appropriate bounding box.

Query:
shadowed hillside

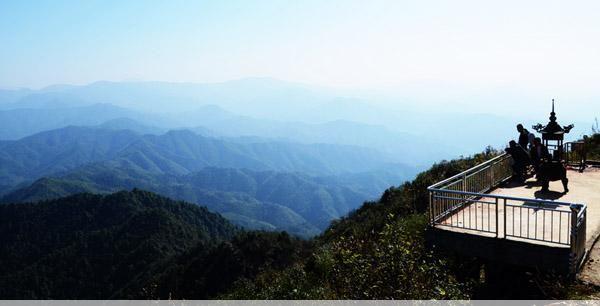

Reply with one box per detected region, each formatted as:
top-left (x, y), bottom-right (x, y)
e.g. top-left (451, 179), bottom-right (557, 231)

top-left (1, 126), bottom-right (415, 237)
top-left (0, 189), bottom-right (237, 299)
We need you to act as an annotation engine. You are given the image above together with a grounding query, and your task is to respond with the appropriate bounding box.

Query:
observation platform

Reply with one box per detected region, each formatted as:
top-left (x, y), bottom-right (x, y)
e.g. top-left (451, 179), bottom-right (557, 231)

top-left (427, 154), bottom-right (598, 276)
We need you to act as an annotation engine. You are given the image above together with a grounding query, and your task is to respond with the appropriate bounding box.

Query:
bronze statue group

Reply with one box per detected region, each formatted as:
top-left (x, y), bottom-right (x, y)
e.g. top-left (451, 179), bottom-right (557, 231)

top-left (505, 124), bottom-right (569, 193)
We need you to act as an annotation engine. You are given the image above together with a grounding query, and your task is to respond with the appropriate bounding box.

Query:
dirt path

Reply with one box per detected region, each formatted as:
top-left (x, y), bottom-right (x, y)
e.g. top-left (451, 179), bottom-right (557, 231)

top-left (576, 167), bottom-right (600, 289)
top-left (579, 237), bottom-right (600, 287)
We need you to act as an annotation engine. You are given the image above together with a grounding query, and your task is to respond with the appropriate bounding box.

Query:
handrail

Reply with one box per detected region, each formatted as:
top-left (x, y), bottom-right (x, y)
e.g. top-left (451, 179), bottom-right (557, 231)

top-left (428, 153), bottom-right (587, 262)
top-left (564, 141), bottom-right (587, 172)
top-left (429, 188), bottom-right (585, 208)
top-left (428, 154), bottom-right (510, 189)
top-left (427, 148), bottom-right (588, 274)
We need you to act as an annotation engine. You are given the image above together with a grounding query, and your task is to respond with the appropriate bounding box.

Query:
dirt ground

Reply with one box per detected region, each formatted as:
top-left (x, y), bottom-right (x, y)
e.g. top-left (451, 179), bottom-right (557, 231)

top-left (580, 236), bottom-right (600, 287)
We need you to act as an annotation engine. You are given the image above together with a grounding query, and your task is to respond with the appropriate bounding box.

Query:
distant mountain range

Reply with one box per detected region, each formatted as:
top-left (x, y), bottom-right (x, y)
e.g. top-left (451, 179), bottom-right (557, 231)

top-left (0, 79), bottom-right (525, 162)
top-left (0, 78), bottom-right (535, 236)
top-left (0, 101), bottom-right (450, 164)
top-left (1, 167), bottom-right (361, 236)
top-left (0, 79), bottom-right (594, 299)
top-left (0, 103), bottom-right (171, 140)
top-left (0, 78), bottom-right (508, 237)
top-left (0, 78), bottom-right (337, 120)
top-left (0, 126), bottom-right (416, 236)
top-left (0, 125), bottom-right (398, 184)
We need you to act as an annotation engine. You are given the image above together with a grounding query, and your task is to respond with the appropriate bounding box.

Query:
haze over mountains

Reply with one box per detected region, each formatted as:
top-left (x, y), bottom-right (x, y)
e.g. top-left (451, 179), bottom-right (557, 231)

top-left (4, 0), bottom-right (600, 298)
top-left (0, 78), bottom-right (534, 160)
top-left (0, 125), bottom-right (415, 236)
top-left (0, 78), bottom-right (591, 237)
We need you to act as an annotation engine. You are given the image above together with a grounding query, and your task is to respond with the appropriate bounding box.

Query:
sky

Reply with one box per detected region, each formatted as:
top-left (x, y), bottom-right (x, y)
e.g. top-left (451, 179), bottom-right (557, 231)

top-left (1, 0), bottom-right (600, 105)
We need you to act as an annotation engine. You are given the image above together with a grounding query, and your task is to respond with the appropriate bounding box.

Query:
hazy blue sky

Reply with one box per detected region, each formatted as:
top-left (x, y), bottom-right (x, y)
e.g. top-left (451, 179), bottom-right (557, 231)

top-left (1, 0), bottom-right (600, 95)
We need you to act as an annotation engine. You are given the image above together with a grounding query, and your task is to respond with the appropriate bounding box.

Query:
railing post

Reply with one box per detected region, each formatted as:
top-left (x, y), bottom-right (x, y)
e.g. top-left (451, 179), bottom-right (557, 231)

top-left (569, 204), bottom-right (582, 274)
top-left (503, 198), bottom-right (507, 239)
top-left (570, 205), bottom-right (579, 254)
top-left (490, 161), bottom-right (495, 188)
top-left (495, 197), bottom-right (499, 237)
top-left (429, 190), bottom-right (433, 224)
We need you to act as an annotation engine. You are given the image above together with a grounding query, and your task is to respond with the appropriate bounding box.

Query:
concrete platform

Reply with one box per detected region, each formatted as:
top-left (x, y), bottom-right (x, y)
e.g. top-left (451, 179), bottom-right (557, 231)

top-left (491, 167), bottom-right (600, 249)
top-left (436, 195), bottom-right (572, 248)
top-left (436, 168), bottom-right (600, 249)
top-left (430, 167), bottom-right (600, 274)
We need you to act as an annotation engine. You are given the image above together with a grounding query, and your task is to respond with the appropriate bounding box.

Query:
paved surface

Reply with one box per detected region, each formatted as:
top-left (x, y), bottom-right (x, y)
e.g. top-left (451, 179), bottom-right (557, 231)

top-left (436, 167), bottom-right (600, 283)
top-left (492, 167), bottom-right (600, 285)
top-left (437, 194), bottom-right (572, 247)
top-left (491, 168), bottom-right (600, 249)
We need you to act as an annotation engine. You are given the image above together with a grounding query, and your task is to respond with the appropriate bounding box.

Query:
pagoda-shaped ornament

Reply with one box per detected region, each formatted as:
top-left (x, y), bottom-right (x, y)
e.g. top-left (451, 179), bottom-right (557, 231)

top-left (532, 99), bottom-right (574, 160)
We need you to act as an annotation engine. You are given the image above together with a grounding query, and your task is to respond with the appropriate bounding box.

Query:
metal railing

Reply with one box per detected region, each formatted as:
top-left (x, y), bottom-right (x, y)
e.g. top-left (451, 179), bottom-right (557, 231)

top-left (429, 154), bottom-right (512, 226)
top-left (504, 202), bottom-right (572, 245)
top-left (428, 154), bottom-right (587, 254)
top-left (564, 141), bottom-right (586, 171)
top-left (571, 205), bottom-right (587, 273)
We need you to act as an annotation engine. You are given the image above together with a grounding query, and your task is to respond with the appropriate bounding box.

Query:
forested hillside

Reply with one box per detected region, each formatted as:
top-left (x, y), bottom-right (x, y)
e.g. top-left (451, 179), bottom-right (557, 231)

top-left (0, 126), bottom-right (415, 237)
top-left (2, 0), bottom-right (599, 300)
top-left (219, 150), bottom-right (500, 299)
top-left (586, 133), bottom-right (600, 161)
top-left (0, 190), bottom-right (237, 299)
top-left (2, 166), bottom-right (372, 237)
top-left (220, 137), bottom-right (600, 299)
top-left (2, 142), bottom-right (598, 299)
top-left (0, 126), bottom-right (397, 191)
top-left (0, 151), bottom-right (497, 299)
